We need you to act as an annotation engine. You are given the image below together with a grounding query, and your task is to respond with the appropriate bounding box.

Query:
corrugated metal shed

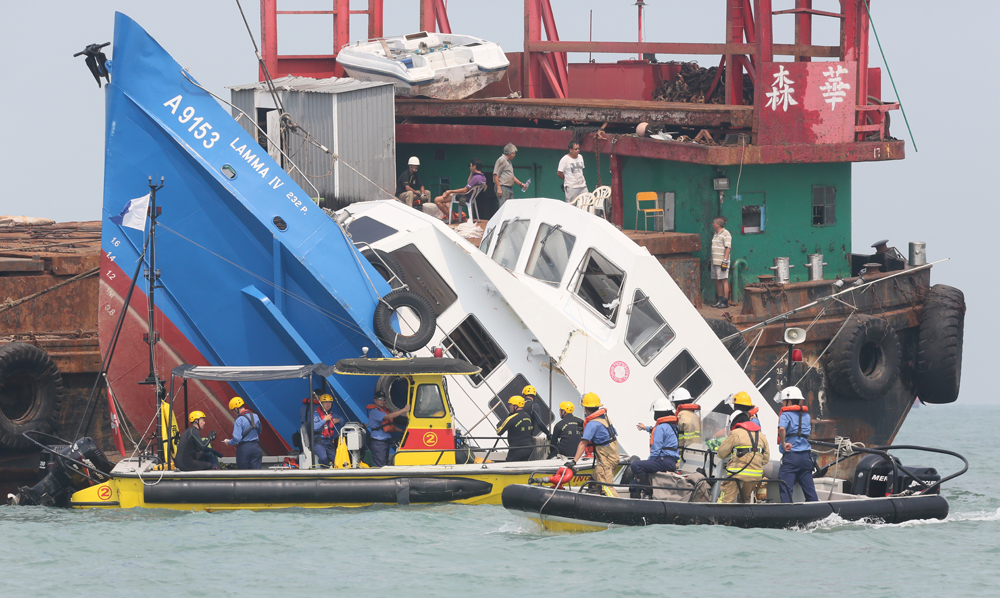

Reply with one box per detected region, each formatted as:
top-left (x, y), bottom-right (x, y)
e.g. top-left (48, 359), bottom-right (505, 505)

top-left (228, 76), bottom-right (395, 208)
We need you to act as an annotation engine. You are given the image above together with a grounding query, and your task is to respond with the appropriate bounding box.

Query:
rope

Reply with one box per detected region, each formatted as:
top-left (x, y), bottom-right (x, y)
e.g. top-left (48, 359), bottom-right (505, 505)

top-left (0, 267), bottom-right (99, 314)
top-left (862, 0), bottom-right (917, 151)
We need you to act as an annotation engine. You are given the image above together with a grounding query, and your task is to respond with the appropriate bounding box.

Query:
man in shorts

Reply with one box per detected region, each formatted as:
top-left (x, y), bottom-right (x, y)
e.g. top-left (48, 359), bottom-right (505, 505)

top-left (557, 141), bottom-right (588, 203)
top-left (710, 216), bottom-right (732, 308)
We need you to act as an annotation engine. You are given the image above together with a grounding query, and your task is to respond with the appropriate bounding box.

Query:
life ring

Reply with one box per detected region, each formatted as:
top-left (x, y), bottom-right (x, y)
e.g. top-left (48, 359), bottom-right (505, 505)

top-left (823, 315), bottom-right (901, 401)
top-left (705, 318), bottom-right (749, 365)
top-left (361, 248), bottom-right (406, 290)
top-left (916, 285), bottom-right (965, 404)
top-left (373, 289), bottom-right (437, 353)
top-left (0, 342), bottom-right (65, 449)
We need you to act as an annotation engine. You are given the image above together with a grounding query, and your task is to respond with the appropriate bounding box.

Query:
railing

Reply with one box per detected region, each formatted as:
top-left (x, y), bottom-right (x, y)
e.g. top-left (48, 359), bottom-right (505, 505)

top-left (856, 103), bottom-right (900, 140)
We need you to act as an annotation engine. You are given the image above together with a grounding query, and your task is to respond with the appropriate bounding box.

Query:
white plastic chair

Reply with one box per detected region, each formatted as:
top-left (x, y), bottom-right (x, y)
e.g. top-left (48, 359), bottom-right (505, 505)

top-left (572, 191), bottom-right (595, 211)
top-left (448, 184), bottom-right (486, 224)
top-left (592, 186), bottom-right (612, 219)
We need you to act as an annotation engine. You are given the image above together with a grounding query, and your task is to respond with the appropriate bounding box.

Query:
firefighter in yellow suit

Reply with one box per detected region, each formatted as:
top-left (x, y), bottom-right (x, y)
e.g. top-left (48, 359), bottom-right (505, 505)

top-left (716, 411), bottom-right (770, 503)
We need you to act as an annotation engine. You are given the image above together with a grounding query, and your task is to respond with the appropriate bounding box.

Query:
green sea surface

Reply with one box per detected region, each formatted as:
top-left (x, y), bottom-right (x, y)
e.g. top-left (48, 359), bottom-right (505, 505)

top-left (1, 404), bottom-right (996, 598)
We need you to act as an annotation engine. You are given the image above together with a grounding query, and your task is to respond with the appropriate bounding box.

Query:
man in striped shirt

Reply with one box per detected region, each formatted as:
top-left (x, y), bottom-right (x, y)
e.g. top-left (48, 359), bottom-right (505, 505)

top-left (710, 216), bottom-right (732, 308)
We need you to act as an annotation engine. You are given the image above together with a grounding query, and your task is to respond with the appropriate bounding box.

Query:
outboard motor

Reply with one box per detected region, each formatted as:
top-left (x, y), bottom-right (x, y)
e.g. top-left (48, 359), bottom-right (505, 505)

top-left (852, 454), bottom-right (941, 497)
top-left (340, 423), bottom-right (367, 468)
top-left (8, 438), bottom-right (114, 507)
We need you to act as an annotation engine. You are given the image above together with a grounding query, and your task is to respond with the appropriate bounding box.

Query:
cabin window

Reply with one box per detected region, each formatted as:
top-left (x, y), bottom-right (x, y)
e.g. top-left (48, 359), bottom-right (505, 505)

top-left (389, 244), bottom-right (458, 316)
top-left (443, 315), bottom-right (506, 386)
top-left (413, 384), bottom-right (446, 418)
top-left (492, 219), bottom-right (530, 270)
top-left (812, 186), bottom-right (836, 226)
top-left (487, 374), bottom-right (552, 425)
top-left (347, 216), bottom-right (398, 245)
top-left (741, 204), bottom-right (765, 234)
top-left (574, 249), bottom-right (625, 323)
top-left (479, 226), bottom-right (495, 255)
top-left (655, 349), bottom-right (712, 399)
top-left (526, 224), bottom-right (576, 285)
top-left (625, 290), bottom-right (675, 365)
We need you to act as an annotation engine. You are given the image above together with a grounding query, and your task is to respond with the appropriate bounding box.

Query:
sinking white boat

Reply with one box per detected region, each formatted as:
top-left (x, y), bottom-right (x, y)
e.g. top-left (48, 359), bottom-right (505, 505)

top-left (336, 32), bottom-right (509, 99)
top-left (337, 199), bottom-right (777, 456)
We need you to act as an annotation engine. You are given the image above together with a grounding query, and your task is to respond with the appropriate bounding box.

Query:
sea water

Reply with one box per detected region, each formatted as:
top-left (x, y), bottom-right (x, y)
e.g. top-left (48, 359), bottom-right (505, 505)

top-left (2, 404), bottom-right (997, 598)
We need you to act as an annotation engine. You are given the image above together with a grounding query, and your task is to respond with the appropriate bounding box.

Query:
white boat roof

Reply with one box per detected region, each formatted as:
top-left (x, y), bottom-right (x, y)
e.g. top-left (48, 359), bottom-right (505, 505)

top-left (227, 76), bottom-right (392, 94)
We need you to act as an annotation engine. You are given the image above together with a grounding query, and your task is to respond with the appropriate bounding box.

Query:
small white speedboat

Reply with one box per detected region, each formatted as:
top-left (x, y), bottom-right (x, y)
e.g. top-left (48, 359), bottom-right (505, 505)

top-left (336, 32), bottom-right (509, 99)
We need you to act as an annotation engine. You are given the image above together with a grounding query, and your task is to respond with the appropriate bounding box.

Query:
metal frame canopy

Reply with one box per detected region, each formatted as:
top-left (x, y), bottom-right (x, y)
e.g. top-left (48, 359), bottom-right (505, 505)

top-left (334, 357), bottom-right (480, 376)
top-left (170, 364), bottom-right (336, 382)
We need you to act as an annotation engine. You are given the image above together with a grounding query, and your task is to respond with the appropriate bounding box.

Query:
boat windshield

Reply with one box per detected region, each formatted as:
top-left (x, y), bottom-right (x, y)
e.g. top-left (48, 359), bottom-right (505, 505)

top-left (413, 384), bottom-right (446, 418)
top-left (526, 223), bottom-right (576, 285)
top-left (574, 249), bottom-right (625, 323)
top-left (625, 290), bottom-right (675, 365)
top-left (479, 226), bottom-right (495, 254)
top-left (655, 349), bottom-right (711, 399)
top-left (492, 219), bottom-right (530, 270)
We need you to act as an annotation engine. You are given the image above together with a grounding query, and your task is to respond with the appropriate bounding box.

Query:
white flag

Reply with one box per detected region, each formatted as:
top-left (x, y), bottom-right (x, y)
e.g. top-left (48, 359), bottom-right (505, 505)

top-left (108, 194), bottom-right (150, 231)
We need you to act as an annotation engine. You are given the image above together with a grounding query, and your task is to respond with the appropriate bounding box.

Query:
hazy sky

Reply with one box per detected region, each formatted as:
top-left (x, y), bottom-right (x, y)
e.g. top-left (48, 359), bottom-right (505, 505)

top-left (2, 1), bottom-right (996, 404)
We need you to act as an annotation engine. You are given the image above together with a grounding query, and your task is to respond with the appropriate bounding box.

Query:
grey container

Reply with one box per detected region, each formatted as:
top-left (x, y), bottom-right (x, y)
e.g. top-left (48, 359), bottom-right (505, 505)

top-left (229, 76), bottom-right (396, 208)
top-left (909, 242), bottom-right (927, 266)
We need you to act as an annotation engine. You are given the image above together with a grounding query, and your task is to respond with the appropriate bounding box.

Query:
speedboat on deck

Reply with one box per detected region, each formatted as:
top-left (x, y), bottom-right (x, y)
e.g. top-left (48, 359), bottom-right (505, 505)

top-left (336, 32), bottom-right (509, 99)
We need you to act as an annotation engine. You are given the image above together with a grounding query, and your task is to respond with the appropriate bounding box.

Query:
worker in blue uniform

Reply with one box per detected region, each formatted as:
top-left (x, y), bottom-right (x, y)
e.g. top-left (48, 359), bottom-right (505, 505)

top-left (367, 391), bottom-right (408, 467)
top-left (313, 393), bottom-right (342, 467)
top-left (568, 393), bottom-right (619, 496)
top-left (629, 397), bottom-right (680, 498)
top-left (223, 396), bottom-right (262, 469)
top-left (777, 386), bottom-right (818, 503)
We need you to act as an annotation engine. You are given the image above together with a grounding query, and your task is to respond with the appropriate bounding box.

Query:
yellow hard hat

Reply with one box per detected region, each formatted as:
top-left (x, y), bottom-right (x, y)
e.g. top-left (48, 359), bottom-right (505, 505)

top-left (507, 395), bottom-right (525, 408)
top-left (228, 397), bottom-right (245, 411)
top-left (559, 401), bottom-right (575, 414)
top-left (319, 394), bottom-right (334, 403)
top-left (733, 391), bottom-right (753, 407)
top-left (188, 410), bottom-right (206, 423)
top-left (581, 392), bottom-right (601, 408)
top-left (522, 385), bottom-right (537, 397)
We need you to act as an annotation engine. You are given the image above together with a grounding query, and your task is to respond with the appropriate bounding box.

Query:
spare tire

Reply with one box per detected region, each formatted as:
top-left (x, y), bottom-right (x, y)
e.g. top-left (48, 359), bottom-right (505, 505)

top-left (0, 342), bottom-right (65, 449)
top-left (705, 318), bottom-right (749, 365)
top-left (916, 285), bottom-right (965, 404)
top-left (373, 289), bottom-right (437, 352)
top-left (361, 248), bottom-right (406, 290)
top-left (823, 315), bottom-right (901, 401)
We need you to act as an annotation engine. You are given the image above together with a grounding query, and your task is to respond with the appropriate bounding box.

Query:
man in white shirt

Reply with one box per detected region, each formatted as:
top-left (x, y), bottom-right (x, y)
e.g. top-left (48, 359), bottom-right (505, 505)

top-left (557, 141), bottom-right (588, 203)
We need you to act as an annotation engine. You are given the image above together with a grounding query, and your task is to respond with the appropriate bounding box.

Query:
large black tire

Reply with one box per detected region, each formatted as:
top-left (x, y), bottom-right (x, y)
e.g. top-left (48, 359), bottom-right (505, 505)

top-left (705, 318), bottom-right (749, 364)
top-left (374, 289), bottom-right (437, 353)
top-left (823, 315), bottom-right (901, 401)
top-left (361, 248), bottom-right (405, 290)
top-left (916, 285), bottom-right (965, 404)
top-left (0, 342), bottom-right (65, 449)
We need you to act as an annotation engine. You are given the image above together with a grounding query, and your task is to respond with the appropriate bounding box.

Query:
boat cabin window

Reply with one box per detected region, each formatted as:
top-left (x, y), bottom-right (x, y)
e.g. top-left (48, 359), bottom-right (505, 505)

top-left (486, 374), bottom-right (552, 425)
top-left (390, 244), bottom-right (458, 316)
top-left (573, 249), bottom-right (625, 323)
top-left (443, 315), bottom-right (506, 386)
top-left (479, 226), bottom-right (495, 255)
top-left (655, 349), bottom-right (711, 399)
top-left (526, 224), bottom-right (576, 285)
top-left (491, 219), bottom-right (530, 270)
top-left (625, 290), bottom-right (675, 365)
top-left (413, 384), bottom-right (446, 418)
top-left (346, 216), bottom-right (398, 245)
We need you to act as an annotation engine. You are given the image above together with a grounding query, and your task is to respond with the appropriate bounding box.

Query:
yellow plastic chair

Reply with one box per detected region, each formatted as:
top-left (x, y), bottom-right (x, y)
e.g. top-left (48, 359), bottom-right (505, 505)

top-left (635, 192), bottom-right (663, 231)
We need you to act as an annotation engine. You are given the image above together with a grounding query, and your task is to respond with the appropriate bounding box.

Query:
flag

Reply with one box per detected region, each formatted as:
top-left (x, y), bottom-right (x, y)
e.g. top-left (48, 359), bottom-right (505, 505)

top-left (108, 194), bottom-right (150, 230)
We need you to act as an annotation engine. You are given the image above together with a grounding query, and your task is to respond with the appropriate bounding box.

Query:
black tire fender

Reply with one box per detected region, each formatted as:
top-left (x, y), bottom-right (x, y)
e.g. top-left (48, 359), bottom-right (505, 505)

top-left (823, 315), bottom-right (901, 401)
top-left (0, 342), bottom-right (65, 449)
top-left (705, 318), bottom-right (749, 365)
top-left (373, 289), bottom-right (437, 353)
top-left (916, 285), bottom-right (965, 404)
top-left (361, 248), bottom-right (405, 290)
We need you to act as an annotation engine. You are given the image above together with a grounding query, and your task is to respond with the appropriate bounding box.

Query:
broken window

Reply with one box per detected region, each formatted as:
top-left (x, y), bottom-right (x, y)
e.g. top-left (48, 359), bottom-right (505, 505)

top-left (491, 219), bottom-right (530, 270)
top-left (574, 249), bottom-right (625, 323)
top-left (812, 186), bottom-right (836, 226)
top-left (741, 204), bottom-right (765, 234)
top-left (390, 244), bottom-right (457, 316)
top-left (442, 315), bottom-right (506, 386)
top-left (526, 224), bottom-right (576, 285)
top-left (655, 349), bottom-right (712, 399)
top-left (625, 290), bottom-right (675, 365)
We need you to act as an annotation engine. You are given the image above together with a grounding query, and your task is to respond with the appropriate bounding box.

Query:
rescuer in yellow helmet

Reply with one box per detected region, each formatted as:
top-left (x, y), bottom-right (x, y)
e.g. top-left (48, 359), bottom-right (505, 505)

top-left (520, 384), bottom-right (552, 445)
top-left (568, 393), bottom-right (620, 496)
top-left (176, 410), bottom-right (221, 471)
top-left (550, 400), bottom-right (583, 458)
top-left (496, 395), bottom-right (535, 462)
top-left (222, 397), bottom-right (262, 469)
top-left (728, 390), bottom-right (760, 427)
top-left (312, 392), bottom-right (343, 467)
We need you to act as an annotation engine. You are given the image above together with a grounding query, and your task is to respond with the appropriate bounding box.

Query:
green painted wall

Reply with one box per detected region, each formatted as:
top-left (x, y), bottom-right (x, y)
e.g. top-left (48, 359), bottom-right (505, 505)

top-left (397, 144), bottom-right (852, 303)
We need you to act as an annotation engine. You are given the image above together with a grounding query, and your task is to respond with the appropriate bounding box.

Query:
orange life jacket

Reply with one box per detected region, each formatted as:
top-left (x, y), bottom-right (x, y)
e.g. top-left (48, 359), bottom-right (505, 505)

top-left (650, 415), bottom-right (678, 447)
top-left (675, 403), bottom-right (700, 412)
top-left (779, 404), bottom-right (808, 414)
top-left (367, 404), bottom-right (399, 433)
top-left (582, 408), bottom-right (617, 446)
top-left (748, 406), bottom-right (759, 418)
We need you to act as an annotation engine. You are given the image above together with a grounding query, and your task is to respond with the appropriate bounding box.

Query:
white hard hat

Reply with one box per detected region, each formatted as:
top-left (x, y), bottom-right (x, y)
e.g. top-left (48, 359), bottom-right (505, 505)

top-left (668, 388), bottom-right (692, 405)
top-left (779, 386), bottom-right (805, 402)
top-left (407, 156), bottom-right (420, 166)
top-left (650, 397), bottom-right (673, 412)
